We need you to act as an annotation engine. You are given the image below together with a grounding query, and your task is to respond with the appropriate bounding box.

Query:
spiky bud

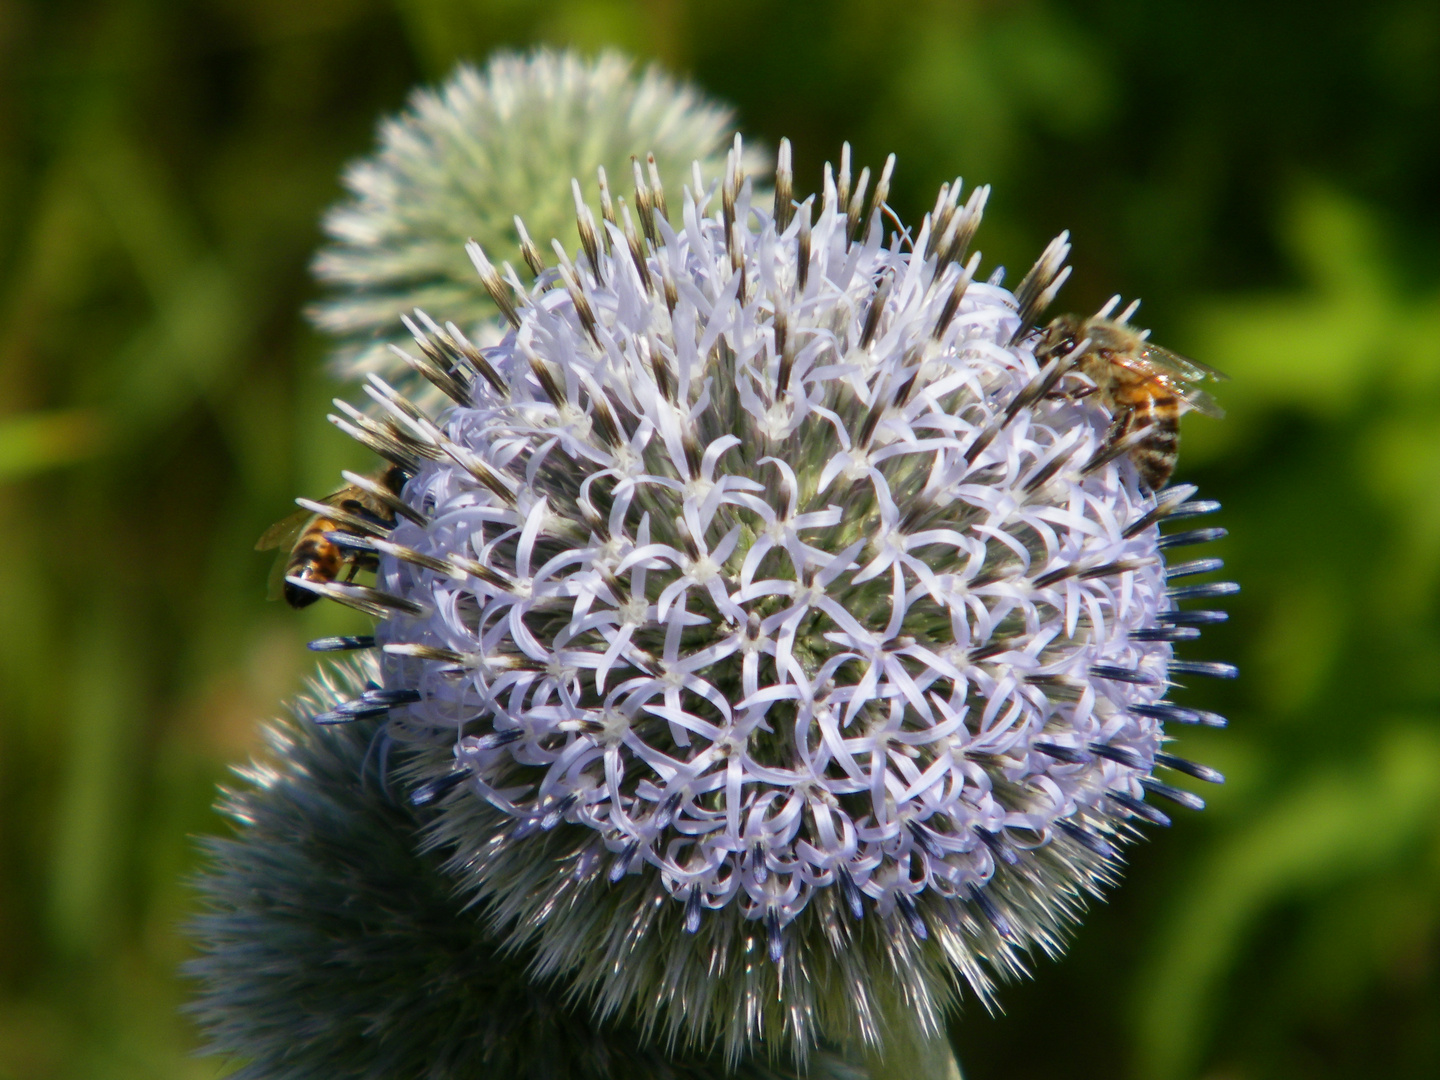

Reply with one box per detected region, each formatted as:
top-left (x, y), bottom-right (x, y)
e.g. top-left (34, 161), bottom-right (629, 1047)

top-left (310, 48), bottom-right (762, 393)
top-left (294, 141), bottom-right (1234, 1061)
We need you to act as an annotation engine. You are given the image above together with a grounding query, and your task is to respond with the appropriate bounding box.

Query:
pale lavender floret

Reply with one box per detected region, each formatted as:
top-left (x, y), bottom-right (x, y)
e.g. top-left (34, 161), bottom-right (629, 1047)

top-left (363, 143), bottom-right (1184, 935)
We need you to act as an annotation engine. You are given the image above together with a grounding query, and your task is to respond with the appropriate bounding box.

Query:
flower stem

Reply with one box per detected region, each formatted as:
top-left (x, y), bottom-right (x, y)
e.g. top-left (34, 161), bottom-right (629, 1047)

top-left (863, 1033), bottom-right (963, 1080)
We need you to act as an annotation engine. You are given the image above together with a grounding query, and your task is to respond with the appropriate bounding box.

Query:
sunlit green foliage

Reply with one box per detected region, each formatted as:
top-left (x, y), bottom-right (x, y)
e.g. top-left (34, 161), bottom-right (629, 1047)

top-left (0, 2), bottom-right (1435, 1078)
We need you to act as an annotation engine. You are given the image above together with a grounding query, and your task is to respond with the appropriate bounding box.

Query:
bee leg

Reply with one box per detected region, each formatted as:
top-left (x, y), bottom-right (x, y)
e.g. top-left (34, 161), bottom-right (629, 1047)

top-left (1045, 385), bottom-right (1098, 402)
top-left (344, 553), bottom-right (380, 583)
top-left (1103, 410), bottom-right (1136, 454)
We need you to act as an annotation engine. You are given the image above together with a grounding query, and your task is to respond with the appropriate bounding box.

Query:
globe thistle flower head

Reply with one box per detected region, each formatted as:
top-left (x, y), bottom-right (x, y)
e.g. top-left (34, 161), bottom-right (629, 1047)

top-left (296, 138), bottom-right (1235, 1060)
top-left (310, 48), bottom-right (762, 392)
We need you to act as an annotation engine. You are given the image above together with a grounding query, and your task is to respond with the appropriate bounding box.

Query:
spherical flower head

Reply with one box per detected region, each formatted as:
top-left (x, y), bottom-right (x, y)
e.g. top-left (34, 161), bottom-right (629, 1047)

top-left (302, 140), bottom-right (1234, 1062)
top-left (310, 48), bottom-right (761, 392)
top-left (187, 655), bottom-right (879, 1080)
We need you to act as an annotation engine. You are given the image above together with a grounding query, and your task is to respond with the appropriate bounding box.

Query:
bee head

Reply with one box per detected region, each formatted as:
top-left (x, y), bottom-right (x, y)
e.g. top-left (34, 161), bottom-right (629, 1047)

top-left (1034, 314), bottom-right (1085, 363)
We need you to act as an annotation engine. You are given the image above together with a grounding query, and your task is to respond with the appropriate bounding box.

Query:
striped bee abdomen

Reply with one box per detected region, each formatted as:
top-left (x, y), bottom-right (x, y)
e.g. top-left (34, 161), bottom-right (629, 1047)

top-left (284, 516), bottom-right (345, 608)
top-left (1124, 392), bottom-right (1181, 490)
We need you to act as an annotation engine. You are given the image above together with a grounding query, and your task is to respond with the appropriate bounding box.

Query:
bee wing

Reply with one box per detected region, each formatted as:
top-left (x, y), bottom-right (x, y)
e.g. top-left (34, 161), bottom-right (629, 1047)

top-left (1140, 342), bottom-right (1230, 383)
top-left (264, 550), bottom-right (292, 601)
top-left (1181, 387), bottom-right (1226, 419)
top-left (255, 483), bottom-right (369, 551)
top-left (255, 507), bottom-right (312, 551)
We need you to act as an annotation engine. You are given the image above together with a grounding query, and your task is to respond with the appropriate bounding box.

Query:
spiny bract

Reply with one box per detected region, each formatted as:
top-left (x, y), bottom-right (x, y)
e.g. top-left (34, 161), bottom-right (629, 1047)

top-left (296, 138), bottom-right (1234, 1060)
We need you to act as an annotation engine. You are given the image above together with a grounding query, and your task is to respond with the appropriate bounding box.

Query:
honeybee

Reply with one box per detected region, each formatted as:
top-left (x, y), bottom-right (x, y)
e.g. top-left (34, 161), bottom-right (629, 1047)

top-left (256, 464), bottom-right (409, 608)
top-left (1036, 314), bottom-right (1226, 489)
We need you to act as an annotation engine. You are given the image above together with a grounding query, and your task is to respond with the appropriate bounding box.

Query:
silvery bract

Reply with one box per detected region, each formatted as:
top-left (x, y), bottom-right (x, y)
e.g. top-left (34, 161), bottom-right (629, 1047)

top-left (310, 49), bottom-right (760, 391)
top-left (298, 139), bottom-right (1233, 1061)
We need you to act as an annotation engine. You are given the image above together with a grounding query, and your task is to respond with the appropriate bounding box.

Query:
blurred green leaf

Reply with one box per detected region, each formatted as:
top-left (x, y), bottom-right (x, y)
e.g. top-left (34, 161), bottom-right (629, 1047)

top-left (1133, 724), bottom-right (1440, 1080)
top-left (0, 408), bottom-right (106, 479)
top-left (1248, 573), bottom-right (1344, 717)
top-left (1184, 186), bottom-right (1440, 464)
top-left (47, 596), bottom-right (143, 959)
top-left (76, 128), bottom-right (251, 433)
top-left (882, 3), bottom-right (1113, 187)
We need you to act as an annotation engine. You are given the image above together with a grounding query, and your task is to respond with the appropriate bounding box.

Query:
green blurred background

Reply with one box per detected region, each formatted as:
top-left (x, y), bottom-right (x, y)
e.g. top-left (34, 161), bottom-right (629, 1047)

top-left (0, 1), bottom-right (1436, 1077)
